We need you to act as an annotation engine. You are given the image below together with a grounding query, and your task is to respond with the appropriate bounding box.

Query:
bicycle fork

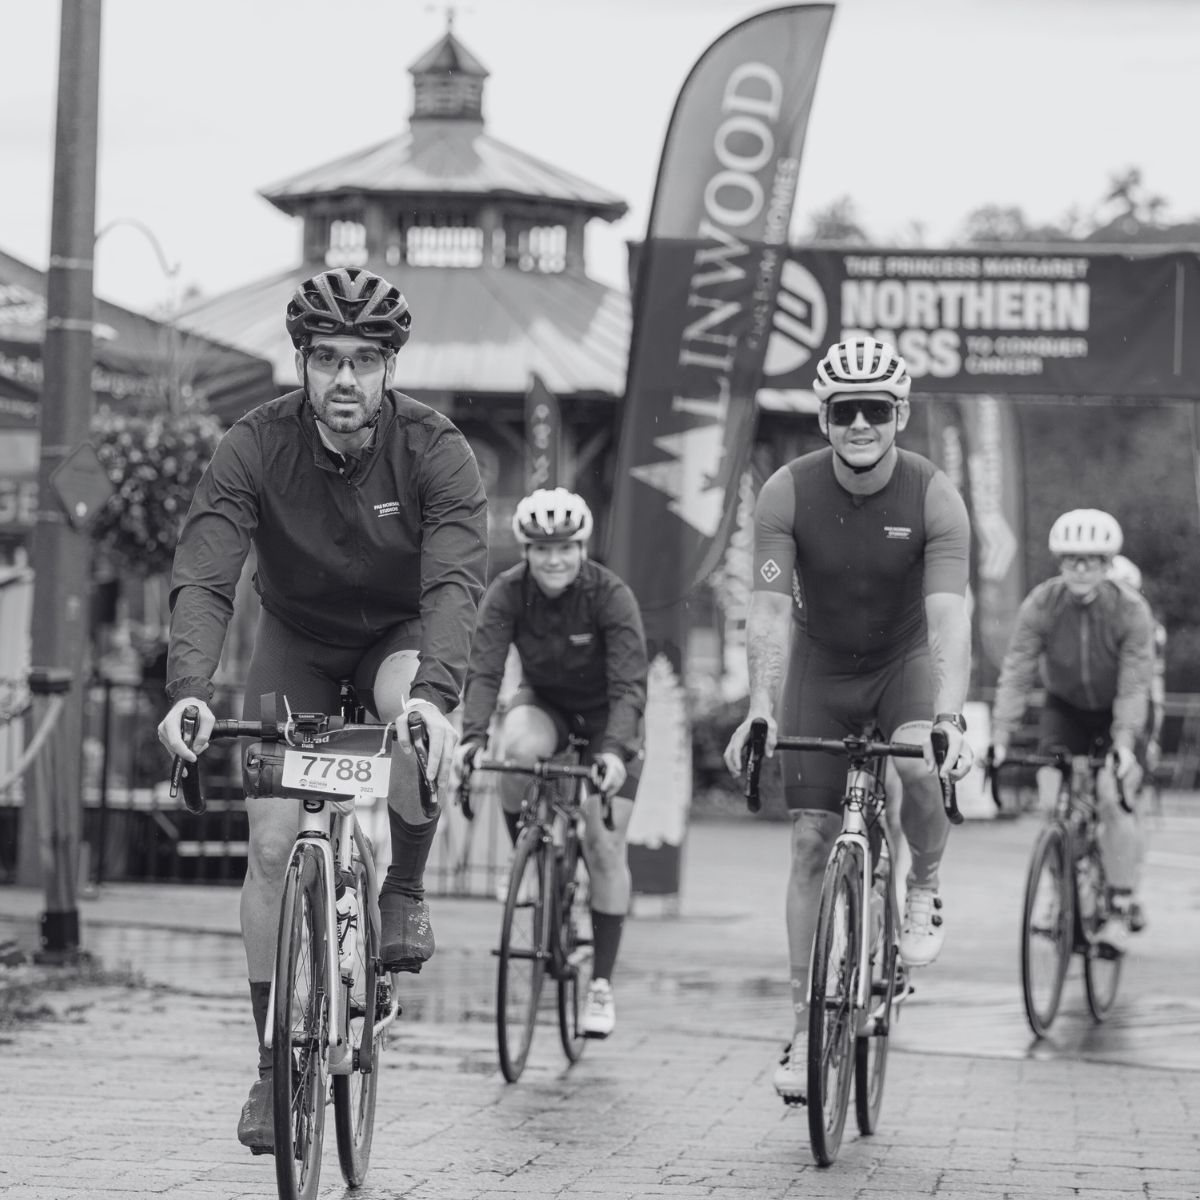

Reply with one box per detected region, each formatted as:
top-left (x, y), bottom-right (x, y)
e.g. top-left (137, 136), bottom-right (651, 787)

top-left (265, 818), bottom-right (349, 1072)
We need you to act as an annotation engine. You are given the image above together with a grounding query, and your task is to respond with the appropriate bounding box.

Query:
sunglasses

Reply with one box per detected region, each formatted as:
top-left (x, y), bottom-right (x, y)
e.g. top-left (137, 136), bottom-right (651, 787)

top-left (1059, 554), bottom-right (1109, 571)
top-left (827, 399), bottom-right (897, 426)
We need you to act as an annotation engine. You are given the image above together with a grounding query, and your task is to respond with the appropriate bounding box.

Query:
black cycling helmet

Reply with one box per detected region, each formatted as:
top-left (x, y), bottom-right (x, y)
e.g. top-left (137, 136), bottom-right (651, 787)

top-left (285, 267), bottom-right (412, 351)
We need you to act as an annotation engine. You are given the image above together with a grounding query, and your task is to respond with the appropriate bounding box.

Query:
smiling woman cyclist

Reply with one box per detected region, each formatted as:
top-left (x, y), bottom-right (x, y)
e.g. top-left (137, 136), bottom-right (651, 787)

top-left (454, 487), bottom-right (649, 1040)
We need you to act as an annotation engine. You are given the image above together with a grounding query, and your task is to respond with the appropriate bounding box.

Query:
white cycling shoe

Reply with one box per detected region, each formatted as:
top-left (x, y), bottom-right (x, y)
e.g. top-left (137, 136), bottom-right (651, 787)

top-left (772, 1033), bottom-right (808, 1105)
top-left (582, 979), bottom-right (616, 1037)
top-left (899, 886), bottom-right (945, 967)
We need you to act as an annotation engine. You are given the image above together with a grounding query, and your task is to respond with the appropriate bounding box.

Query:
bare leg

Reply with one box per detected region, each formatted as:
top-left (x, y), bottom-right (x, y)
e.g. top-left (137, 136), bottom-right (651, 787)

top-left (785, 809), bottom-right (841, 1037)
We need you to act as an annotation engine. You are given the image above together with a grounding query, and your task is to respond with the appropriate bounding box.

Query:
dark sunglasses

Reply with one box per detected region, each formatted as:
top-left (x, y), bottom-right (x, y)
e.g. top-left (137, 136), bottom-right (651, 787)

top-left (827, 398), bottom-right (897, 426)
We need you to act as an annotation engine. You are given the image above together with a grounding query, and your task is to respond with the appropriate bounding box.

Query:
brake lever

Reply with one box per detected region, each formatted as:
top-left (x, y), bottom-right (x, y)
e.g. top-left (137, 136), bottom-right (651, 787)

top-left (169, 705), bottom-right (205, 815)
top-left (743, 719), bottom-right (768, 814)
top-left (929, 727), bottom-right (963, 825)
top-left (458, 752), bottom-right (475, 822)
top-left (405, 710), bottom-right (440, 819)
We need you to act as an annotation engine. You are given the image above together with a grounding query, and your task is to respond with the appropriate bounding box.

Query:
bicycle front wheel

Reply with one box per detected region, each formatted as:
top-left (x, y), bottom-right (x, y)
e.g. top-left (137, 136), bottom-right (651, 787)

top-left (807, 844), bottom-right (861, 1168)
top-left (1021, 823), bottom-right (1073, 1038)
top-left (333, 854), bottom-right (380, 1187)
top-left (273, 844), bottom-right (330, 1200)
top-left (855, 857), bottom-right (897, 1135)
top-left (556, 834), bottom-right (593, 1064)
top-left (1078, 846), bottom-right (1123, 1020)
top-left (496, 828), bottom-right (550, 1082)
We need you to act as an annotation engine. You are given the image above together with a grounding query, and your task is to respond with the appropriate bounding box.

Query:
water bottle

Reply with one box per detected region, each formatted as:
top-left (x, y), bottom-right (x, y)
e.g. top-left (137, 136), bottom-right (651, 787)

top-left (335, 882), bottom-right (360, 979)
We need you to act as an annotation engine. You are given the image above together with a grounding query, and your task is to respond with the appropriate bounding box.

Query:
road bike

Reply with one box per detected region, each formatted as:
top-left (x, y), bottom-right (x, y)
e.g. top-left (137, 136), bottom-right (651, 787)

top-left (170, 686), bottom-right (436, 1200)
top-left (742, 719), bottom-right (959, 1167)
top-left (987, 742), bottom-right (1130, 1038)
top-left (458, 735), bottom-right (608, 1083)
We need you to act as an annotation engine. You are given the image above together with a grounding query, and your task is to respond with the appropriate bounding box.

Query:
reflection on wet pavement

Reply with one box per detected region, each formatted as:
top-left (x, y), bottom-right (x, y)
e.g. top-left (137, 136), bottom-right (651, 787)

top-left (61, 922), bottom-right (1200, 1076)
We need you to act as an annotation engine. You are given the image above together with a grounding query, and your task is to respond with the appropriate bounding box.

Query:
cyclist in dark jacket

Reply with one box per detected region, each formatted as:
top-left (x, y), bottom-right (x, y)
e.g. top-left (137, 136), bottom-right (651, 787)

top-left (455, 488), bottom-right (648, 1039)
top-left (157, 267), bottom-right (488, 1155)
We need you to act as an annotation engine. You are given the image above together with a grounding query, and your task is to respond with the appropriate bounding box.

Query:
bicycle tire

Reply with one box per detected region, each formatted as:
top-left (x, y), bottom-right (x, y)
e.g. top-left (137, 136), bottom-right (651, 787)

top-left (333, 854), bottom-right (379, 1186)
top-left (556, 829), bottom-right (593, 1063)
top-left (272, 844), bottom-right (330, 1200)
top-left (807, 844), bottom-right (861, 1167)
top-left (1078, 844), bottom-right (1123, 1020)
top-left (496, 827), bottom-right (550, 1082)
top-left (1020, 823), bottom-right (1073, 1038)
top-left (854, 844), bottom-right (897, 1135)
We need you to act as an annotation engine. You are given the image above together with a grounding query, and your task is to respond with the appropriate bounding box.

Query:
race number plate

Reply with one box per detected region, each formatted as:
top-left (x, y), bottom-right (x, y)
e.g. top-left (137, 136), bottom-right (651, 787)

top-left (280, 748), bottom-right (392, 801)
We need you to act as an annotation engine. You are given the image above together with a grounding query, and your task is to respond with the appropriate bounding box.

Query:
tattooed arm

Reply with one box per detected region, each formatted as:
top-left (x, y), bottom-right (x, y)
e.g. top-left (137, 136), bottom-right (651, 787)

top-left (723, 465), bottom-right (798, 776)
top-left (747, 591), bottom-right (795, 720)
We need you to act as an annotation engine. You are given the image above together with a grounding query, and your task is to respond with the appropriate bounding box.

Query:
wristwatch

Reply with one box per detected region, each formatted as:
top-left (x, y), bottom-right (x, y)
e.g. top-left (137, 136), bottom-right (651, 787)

top-left (933, 712), bottom-right (967, 734)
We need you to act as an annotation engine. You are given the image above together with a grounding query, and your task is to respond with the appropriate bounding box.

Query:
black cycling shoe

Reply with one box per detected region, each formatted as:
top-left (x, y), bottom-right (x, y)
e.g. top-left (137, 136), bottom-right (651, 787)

top-left (237, 1073), bottom-right (273, 1156)
top-left (379, 892), bottom-right (435, 973)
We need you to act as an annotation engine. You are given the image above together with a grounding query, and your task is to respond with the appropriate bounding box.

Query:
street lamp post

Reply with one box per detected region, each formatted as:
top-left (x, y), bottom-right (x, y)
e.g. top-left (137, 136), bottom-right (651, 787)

top-left (94, 217), bottom-right (183, 412)
top-left (28, 0), bottom-right (104, 962)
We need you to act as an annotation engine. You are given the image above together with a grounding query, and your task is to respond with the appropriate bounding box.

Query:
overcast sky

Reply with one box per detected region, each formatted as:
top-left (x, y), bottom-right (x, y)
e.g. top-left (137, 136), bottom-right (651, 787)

top-left (3, 0), bottom-right (1199, 316)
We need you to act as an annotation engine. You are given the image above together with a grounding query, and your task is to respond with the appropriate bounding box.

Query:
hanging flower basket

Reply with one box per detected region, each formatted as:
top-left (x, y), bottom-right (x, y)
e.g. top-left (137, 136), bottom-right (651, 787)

top-left (90, 404), bottom-right (223, 577)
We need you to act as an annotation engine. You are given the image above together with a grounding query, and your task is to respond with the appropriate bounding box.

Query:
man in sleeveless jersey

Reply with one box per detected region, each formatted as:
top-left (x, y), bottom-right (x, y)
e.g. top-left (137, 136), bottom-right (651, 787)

top-left (723, 337), bottom-right (973, 1105)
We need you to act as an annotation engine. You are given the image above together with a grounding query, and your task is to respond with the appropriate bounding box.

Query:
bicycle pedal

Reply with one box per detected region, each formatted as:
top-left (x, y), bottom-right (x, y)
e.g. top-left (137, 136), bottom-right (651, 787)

top-left (780, 1094), bottom-right (807, 1108)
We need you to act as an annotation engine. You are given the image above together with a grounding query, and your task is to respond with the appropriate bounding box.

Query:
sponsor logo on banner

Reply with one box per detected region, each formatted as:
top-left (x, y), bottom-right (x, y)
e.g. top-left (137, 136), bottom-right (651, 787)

top-left (761, 248), bottom-right (1200, 398)
top-left (607, 6), bottom-right (836, 614)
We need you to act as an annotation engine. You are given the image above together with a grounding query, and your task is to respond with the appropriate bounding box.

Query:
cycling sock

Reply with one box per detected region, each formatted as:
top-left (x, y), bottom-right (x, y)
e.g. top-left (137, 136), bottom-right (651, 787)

top-left (590, 909), bottom-right (624, 981)
top-left (249, 980), bottom-right (271, 1076)
top-left (381, 807), bottom-right (440, 900)
top-left (502, 807), bottom-right (521, 846)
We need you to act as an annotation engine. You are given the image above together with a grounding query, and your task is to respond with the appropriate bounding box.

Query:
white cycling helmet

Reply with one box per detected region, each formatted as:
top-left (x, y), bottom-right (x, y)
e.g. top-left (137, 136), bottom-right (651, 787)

top-left (1109, 554), bottom-right (1143, 591)
top-left (1048, 509), bottom-right (1123, 557)
top-left (512, 487), bottom-right (593, 544)
top-left (813, 336), bottom-right (911, 402)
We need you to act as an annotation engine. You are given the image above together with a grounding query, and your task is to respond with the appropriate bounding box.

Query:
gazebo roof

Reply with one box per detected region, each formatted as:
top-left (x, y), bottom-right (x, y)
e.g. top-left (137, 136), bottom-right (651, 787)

top-left (260, 122), bottom-right (628, 221)
top-left (177, 260), bottom-right (631, 401)
top-left (260, 27), bottom-right (626, 221)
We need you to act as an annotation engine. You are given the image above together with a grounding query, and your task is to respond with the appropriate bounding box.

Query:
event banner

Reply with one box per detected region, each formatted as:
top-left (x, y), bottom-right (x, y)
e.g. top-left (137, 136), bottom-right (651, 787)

top-left (523, 373), bottom-right (560, 492)
top-left (606, 4), bottom-right (835, 612)
top-left (760, 247), bottom-right (1200, 399)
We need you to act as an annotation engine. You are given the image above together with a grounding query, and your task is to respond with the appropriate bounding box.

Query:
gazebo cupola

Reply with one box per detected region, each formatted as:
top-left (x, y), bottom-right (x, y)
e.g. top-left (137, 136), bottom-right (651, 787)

top-left (259, 27), bottom-right (628, 280)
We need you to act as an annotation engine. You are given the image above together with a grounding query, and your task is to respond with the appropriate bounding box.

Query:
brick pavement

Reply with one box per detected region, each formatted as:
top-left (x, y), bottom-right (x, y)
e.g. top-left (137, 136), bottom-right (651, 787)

top-left (2, 812), bottom-right (1200, 1198)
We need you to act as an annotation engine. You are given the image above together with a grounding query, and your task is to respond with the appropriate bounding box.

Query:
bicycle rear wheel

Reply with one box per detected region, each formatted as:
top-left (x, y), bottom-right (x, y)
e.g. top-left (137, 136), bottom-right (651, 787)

top-left (807, 844), bottom-right (861, 1168)
top-left (1021, 823), bottom-right (1073, 1038)
top-left (556, 833), bottom-right (593, 1063)
top-left (273, 844), bottom-right (330, 1200)
top-left (1078, 846), bottom-right (1123, 1020)
top-left (496, 827), bottom-right (550, 1082)
top-left (333, 854), bottom-right (380, 1186)
top-left (855, 851), bottom-right (897, 1135)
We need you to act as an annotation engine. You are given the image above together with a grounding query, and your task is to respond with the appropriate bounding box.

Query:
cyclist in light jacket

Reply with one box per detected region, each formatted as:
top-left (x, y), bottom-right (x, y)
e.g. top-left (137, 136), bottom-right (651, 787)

top-left (989, 510), bottom-right (1155, 957)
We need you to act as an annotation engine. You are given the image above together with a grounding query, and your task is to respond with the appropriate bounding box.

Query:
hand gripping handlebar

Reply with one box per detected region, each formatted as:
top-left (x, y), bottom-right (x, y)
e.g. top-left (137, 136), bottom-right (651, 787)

top-left (741, 718), bottom-right (962, 824)
top-left (167, 700), bottom-right (438, 817)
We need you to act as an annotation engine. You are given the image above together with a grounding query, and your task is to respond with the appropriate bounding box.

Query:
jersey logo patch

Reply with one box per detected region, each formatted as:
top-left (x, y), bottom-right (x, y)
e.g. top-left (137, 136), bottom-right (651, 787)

top-left (884, 525), bottom-right (912, 540)
top-left (760, 559), bottom-right (782, 583)
top-left (568, 633), bottom-right (594, 646)
top-left (374, 501), bottom-right (401, 518)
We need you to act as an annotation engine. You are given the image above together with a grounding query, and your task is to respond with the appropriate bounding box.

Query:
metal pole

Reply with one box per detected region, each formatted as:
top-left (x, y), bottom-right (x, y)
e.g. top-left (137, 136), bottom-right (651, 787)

top-left (29, 0), bottom-right (104, 963)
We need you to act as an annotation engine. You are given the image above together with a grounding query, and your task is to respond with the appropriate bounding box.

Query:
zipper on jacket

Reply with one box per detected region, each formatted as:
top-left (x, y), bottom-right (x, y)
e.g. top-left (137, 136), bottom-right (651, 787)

top-left (1079, 607), bottom-right (1096, 709)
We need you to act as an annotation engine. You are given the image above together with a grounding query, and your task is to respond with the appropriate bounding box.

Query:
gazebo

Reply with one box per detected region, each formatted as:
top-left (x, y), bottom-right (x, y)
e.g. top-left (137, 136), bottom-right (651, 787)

top-left (180, 26), bottom-right (633, 574)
